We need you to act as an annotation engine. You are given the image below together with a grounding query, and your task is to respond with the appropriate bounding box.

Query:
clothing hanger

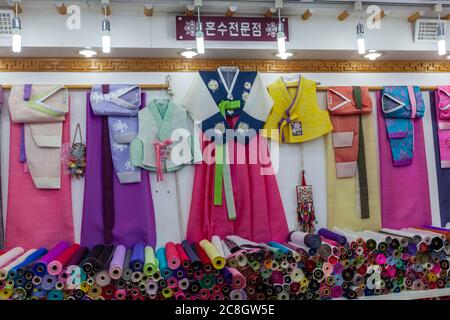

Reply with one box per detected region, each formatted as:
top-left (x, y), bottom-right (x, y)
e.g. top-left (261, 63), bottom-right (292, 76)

top-left (155, 75), bottom-right (174, 101)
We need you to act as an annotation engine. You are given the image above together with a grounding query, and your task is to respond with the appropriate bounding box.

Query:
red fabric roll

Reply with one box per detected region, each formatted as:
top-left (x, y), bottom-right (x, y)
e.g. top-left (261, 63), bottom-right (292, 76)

top-left (54, 243), bottom-right (81, 267)
top-left (176, 243), bottom-right (190, 268)
top-left (165, 242), bottom-right (180, 270)
top-left (194, 242), bottom-right (212, 265)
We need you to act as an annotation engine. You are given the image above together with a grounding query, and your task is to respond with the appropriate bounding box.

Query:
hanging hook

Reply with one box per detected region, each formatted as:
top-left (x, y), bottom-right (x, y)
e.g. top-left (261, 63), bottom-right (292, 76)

top-left (165, 75), bottom-right (173, 96)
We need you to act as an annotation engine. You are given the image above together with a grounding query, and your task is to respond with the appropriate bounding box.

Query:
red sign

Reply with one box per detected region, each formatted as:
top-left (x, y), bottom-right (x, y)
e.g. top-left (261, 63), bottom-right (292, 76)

top-left (176, 16), bottom-right (289, 42)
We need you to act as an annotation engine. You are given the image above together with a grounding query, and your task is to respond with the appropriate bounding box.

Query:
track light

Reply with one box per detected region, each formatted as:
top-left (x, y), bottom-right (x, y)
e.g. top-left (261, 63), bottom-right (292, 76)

top-left (356, 22), bottom-right (365, 55)
top-left (12, 1), bottom-right (21, 53)
top-left (195, 6), bottom-right (204, 54)
top-left (437, 23), bottom-right (446, 56)
top-left (276, 8), bottom-right (286, 54)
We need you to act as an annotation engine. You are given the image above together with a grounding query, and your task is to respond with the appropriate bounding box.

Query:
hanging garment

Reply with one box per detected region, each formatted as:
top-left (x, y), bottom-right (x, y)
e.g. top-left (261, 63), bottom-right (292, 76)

top-left (5, 107), bottom-right (73, 250)
top-left (326, 92), bottom-right (381, 231)
top-left (0, 87), bottom-right (4, 249)
top-left (130, 99), bottom-right (200, 180)
top-left (434, 86), bottom-right (450, 168)
top-left (183, 68), bottom-right (289, 243)
top-left (430, 91), bottom-right (450, 226)
top-left (9, 85), bottom-right (69, 189)
top-left (381, 86), bottom-right (425, 166)
top-left (376, 90), bottom-right (431, 229)
top-left (90, 85), bottom-right (141, 184)
top-left (263, 75), bottom-right (333, 143)
top-left (81, 92), bottom-right (156, 248)
top-left (327, 86), bottom-right (372, 221)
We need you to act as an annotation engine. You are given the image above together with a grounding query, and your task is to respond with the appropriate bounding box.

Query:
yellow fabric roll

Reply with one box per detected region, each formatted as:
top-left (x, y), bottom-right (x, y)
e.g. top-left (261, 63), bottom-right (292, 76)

top-left (326, 113), bottom-right (381, 230)
top-left (144, 246), bottom-right (158, 277)
top-left (199, 239), bottom-right (226, 270)
top-left (264, 76), bottom-right (333, 143)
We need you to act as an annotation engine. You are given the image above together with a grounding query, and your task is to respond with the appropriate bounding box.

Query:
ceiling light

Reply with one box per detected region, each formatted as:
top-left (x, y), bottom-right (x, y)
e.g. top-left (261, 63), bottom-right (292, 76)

top-left (437, 23), bottom-right (446, 56)
top-left (277, 8), bottom-right (286, 54)
top-left (195, 6), bottom-right (205, 54)
top-left (364, 50), bottom-right (384, 60)
top-left (179, 49), bottom-right (198, 59)
top-left (445, 53), bottom-right (450, 59)
top-left (78, 48), bottom-right (98, 58)
top-left (356, 22), bottom-right (365, 55)
top-left (101, 1), bottom-right (111, 54)
top-left (12, 1), bottom-right (21, 53)
top-left (275, 51), bottom-right (293, 60)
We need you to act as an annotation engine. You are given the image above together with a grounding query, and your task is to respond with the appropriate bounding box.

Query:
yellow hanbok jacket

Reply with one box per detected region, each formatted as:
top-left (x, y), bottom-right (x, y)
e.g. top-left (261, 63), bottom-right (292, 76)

top-left (263, 76), bottom-right (333, 143)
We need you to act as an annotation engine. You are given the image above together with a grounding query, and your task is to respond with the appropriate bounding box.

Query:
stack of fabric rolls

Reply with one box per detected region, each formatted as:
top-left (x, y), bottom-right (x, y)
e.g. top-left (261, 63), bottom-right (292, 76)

top-left (0, 226), bottom-right (449, 300)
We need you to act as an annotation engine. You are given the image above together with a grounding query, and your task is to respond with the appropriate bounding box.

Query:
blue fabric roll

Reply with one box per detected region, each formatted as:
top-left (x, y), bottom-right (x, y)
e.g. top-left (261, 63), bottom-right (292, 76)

top-left (10, 248), bottom-right (48, 278)
top-left (130, 243), bottom-right (145, 272)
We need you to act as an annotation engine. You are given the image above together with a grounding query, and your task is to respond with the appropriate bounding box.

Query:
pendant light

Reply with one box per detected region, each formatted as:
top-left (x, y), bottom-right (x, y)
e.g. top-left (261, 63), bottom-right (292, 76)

top-left (12, 0), bottom-right (22, 53)
top-left (436, 3), bottom-right (446, 56)
top-left (195, 6), bottom-right (205, 54)
top-left (102, 1), bottom-right (111, 54)
top-left (356, 22), bottom-right (366, 55)
top-left (276, 8), bottom-right (286, 55)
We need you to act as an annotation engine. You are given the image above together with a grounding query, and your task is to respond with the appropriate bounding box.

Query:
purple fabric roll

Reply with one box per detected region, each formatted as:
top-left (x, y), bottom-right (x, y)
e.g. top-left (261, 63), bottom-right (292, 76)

top-left (81, 92), bottom-right (156, 248)
top-left (422, 225), bottom-right (450, 232)
top-left (318, 228), bottom-right (347, 245)
top-left (0, 87), bottom-right (3, 249)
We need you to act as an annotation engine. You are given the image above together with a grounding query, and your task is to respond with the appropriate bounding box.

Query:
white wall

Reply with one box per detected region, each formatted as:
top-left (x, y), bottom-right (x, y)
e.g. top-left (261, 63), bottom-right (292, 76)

top-left (0, 71), bottom-right (447, 247)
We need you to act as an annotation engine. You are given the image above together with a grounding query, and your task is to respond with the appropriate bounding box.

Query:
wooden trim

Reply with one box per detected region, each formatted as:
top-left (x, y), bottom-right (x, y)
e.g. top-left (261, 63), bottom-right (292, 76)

top-left (0, 58), bottom-right (449, 73)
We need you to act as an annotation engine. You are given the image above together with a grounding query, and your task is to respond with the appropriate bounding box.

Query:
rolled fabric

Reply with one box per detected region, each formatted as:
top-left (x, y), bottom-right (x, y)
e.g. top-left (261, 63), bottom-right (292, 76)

top-left (420, 225), bottom-right (450, 241)
top-left (165, 242), bottom-right (180, 270)
top-left (1, 249), bottom-right (37, 280)
top-left (230, 289), bottom-right (247, 300)
top-left (143, 246), bottom-right (158, 276)
top-left (80, 244), bottom-right (105, 272)
top-left (199, 239), bottom-right (226, 270)
top-left (0, 247), bottom-right (25, 268)
top-left (47, 243), bottom-right (81, 276)
top-left (122, 248), bottom-right (133, 281)
top-left (41, 274), bottom-right (57, 291)
top-left (289, 231), bottom-right (322, 249)
top-left (66, 246), bottom-right (88, 267)
top-left (175, 244), bottom-right (190, 269)
top-left (8, 248), bottom-right (48, 278)
top-left (318, 228), bottom-right (347, 245)
top-left (211, 235), bottom-right (225, 257)
top-left (130, 243), bottom-right (145, 272)
top-left (267, 241), bottom-right (291, 254)
top-left (194, 243), bottom-right (213, 271)
top-left (227, 267), bottom-right (246, 290)
top-left (181, 240), bottom-right (201, 270)
top-left (32, 241), bottom-right (70, 276)
top-left (221, 240), bottom-right (232, 258)
top-left (95, 270), bottom-right (111, 287)
top-left (156, 247), bottom-right (171, 278)
top-left (96, 245), bottom-right (115, 271)
top-left (109, 245), bottom-right (126, 280)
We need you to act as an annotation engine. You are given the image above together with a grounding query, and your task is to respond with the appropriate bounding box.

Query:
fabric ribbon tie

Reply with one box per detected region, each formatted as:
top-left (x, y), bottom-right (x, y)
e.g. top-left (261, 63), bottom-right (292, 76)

top-left (153, 139), bottom-right (173, 182)
top-left (213, 100), bottom-right (239, 221)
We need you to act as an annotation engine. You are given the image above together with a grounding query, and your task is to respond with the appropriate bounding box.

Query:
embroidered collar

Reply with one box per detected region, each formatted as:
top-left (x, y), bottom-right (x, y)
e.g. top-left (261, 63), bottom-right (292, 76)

top-left (218, 67), bottom-right (240, 100)
top-left (146, 99), bottom-right (175, 141)
top-left (26, 85), bottom-right (68, 117)
top-left (327, 88), bottom-right (353, 111)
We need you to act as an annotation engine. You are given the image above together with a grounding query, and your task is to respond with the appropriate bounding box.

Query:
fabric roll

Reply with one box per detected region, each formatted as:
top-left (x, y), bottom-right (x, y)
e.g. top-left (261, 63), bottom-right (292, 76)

top-left (430, 91), bottom-right (450, 226)
top-left (326, 105), bottom-right (381, 230)
top-left (289, 231), bottom-right (322, 249)
top-left (376, 91), bottom-right (432, 228)
top-left (122, 248), bottom-right (133, 281)
top-left (81, 93), bottom-right (156, 247)
top-left (156, 247), bottom-right (170, 276)
top-left (0, 249), bottom-right (36, 280)
top-left (130, 243), bottom-right (145, 272)
top-left (0, 247), bottom-right (24, 268)
top-left (66, 247), bottom-right (88, 267)
top-left (211, 236), bottom-right (225, 258)
top-left (181, 240), bottom-right (201, 270)
top-left (47, 244), bottom-right (81, 276)
top-left (33, 242), bottom-right (70, 276)
top-left (6, 113), bottom-right (73, 250)
top-left (165, 242), bottom-right (180, 270)
top-left (143, 246), bottom-right (157, 276)
top-left (8, 248), bottom-right (47, 277)
top-left (109, 245), bottom-right (126, 279)
top-left (199, 239), bottom-right (226, 270)
top-left (318, 229), bottom-right (347, 245)
top-left (176, 244), bottom-right (190, 269)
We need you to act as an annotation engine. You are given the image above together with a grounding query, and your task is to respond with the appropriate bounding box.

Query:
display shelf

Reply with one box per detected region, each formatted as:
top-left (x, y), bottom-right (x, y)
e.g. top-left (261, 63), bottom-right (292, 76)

top-left (355, 288), bottom-right (450, 300)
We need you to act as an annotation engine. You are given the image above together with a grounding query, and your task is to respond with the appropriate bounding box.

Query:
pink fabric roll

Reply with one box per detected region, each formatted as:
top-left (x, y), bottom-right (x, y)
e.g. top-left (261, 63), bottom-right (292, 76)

top-left (376, 91), bottom-right (432, 228)
top-left (5, 114), bottom-right (74, 250)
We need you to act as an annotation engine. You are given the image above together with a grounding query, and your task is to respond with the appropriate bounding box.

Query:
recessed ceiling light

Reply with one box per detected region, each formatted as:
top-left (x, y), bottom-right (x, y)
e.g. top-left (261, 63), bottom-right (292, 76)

top-left (78, 48), bottom-right (98, 58)
top-left (364, 50), bottom-right (384, 61)
top-left (275, 51), bottom-right (294, 60)
top-left (445, 53), bottom-right (450, 59)
top-left (179, 49), bottom-right (198, 59)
